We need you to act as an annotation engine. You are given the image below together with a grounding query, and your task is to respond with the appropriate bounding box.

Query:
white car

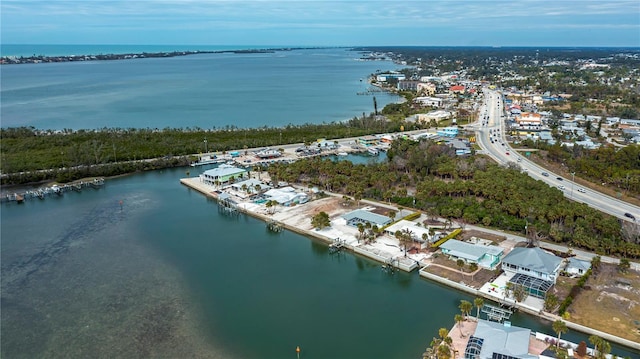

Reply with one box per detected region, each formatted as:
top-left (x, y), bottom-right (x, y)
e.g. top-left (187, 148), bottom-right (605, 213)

top-left (577, 188), bottom-right (586, 193)
top-left (558, 185), bottom-right (566, 190)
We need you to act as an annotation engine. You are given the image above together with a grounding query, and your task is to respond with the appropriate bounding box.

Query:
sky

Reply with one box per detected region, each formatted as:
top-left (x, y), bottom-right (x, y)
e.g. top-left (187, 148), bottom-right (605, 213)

top-left (1, 0), bottom-right (639, 47)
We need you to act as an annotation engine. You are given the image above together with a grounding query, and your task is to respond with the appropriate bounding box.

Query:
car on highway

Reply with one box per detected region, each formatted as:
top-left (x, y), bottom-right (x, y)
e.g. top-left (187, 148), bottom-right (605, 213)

top-left (556, 177), bottom-right (563, 181)
top-left (577, 188), bottom-right (586, 193)
top-left (505, 152), bottom-right (510, 155)
top-left (542, 172), bottom-right (549, 176)
top-left (624, 212), bottom-right (636, 220)
top-left (558, 185), bottom-right (566, 190)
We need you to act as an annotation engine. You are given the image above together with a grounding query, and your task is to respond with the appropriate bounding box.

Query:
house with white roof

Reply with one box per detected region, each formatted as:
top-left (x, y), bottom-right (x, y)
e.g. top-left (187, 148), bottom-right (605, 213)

top-left (200, 165), bottom-right (248, 186)
top-left (464, 320), bottom-right (537, 359)
top-left (384, 220), bottom-right (439, 249)
top-left (439, 239), bottom-right (504, 269)
top-left (416, 110), bottom-right (452, 124)
top-left (414, 96), bottom-right (444, 108)
top-left (262, 187), bottom-right (308, 206)
top-left (229, 178), bottom-right (270, 195)
top-left (501, 247), bottom-right (563, 298)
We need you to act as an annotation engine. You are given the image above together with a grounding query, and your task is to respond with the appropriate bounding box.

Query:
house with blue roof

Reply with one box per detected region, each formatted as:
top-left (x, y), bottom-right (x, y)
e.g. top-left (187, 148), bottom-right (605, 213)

top-left (501, 247), bottom-right (563, 298)
top-left (341, 209), bottom-right (392, 228)
top-left (464, 320), bottom-right (537, 359)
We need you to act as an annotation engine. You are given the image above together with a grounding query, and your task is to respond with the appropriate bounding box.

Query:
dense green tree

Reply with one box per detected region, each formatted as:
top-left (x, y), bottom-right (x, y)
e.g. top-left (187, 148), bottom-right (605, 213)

top-left (311, 211), bottom-right (331, 230)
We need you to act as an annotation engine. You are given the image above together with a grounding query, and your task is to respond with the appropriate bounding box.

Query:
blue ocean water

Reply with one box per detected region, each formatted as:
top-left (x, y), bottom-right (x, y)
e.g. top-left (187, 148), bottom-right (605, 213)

top-left (1, 47), bottom-right (401, 130)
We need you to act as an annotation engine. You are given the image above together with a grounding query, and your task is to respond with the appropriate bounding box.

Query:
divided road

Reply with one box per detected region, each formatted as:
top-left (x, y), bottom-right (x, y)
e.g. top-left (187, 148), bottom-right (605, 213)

top-left (474, 89), bottom-right (640, 223)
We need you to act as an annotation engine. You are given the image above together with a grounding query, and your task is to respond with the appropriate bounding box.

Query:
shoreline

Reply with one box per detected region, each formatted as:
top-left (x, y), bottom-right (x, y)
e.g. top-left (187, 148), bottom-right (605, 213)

top-left (180, 176), bottom-right (640, 353)
top-left (0, 46), bottom-right (333, 65)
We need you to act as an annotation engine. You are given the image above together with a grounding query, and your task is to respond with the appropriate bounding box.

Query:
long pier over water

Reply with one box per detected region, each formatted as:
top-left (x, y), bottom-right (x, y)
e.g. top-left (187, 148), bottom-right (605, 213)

top-left (2, 178), bottom-right (105, 203)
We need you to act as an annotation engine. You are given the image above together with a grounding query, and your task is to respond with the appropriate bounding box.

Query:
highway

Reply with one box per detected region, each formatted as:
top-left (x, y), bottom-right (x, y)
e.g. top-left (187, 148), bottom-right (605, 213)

top-left (473, 89), bottom-right (640, 223)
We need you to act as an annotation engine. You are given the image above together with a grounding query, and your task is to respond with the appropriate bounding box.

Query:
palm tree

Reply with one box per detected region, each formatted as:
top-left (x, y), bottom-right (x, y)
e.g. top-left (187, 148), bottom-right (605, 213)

top-left (589, 335), bottom-right (611, 359)
top-left (454, 314), bottom-right (464, 337)
top-left (552, 320), bottom-right (568, 348)
top-left (357, 223), bottom-right (365, 243)
top-left (474, 297), bottom-right (484, 320)
top-left (459, 300), bottom-right (472, 320)
top-left (589, 335), bottom-right (602, 359)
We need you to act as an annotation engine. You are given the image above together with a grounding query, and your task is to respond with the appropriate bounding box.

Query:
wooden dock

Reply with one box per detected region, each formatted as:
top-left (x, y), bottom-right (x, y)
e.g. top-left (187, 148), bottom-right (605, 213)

top-left (2, 178), bottom-right (105, 204)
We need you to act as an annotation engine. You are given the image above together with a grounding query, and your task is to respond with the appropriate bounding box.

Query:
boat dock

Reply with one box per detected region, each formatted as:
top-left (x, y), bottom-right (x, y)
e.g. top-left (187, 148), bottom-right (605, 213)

top-left (2, 178), bottom-right (105, 204)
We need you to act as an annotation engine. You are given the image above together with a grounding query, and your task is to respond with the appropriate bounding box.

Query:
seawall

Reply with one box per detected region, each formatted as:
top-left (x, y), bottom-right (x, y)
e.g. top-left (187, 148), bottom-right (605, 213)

top-left (181, 177), bottom-right (639, 352)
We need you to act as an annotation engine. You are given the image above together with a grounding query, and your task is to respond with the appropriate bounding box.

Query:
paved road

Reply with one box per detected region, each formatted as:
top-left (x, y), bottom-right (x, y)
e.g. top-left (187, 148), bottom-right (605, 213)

top-left (473, 89), bottom-right (640, 223)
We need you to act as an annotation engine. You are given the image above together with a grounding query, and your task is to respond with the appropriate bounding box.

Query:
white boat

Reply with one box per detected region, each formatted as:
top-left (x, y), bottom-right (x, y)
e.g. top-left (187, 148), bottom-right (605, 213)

top-left (337, 152), bottom-right (348, 156)
top-left (367, 147), bottom-right (379, 156)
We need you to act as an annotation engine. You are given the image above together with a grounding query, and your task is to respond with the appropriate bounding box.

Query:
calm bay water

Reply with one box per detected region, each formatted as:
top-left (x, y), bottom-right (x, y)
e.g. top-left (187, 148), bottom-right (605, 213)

top-left (1, 47), bottom-right (400, 130)
top-left (1, 46), bottom-right (637, 358)
top-left (2, 167), bottom-right (636, 358)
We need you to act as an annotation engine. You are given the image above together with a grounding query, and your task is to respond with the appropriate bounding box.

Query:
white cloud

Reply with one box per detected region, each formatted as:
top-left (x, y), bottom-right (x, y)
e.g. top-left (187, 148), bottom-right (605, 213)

top-left (1, 0), bottom-right (637, 45)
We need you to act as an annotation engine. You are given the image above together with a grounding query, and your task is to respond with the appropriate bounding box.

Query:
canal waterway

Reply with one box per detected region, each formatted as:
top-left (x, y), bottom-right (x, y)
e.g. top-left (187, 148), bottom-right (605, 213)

top-left (2, 166), bottom-right (637, 358)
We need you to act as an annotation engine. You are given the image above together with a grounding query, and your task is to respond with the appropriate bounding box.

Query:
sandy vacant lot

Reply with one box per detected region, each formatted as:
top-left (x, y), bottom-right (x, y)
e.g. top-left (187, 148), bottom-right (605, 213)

top-left (568, 263), bottom-right (640, 343)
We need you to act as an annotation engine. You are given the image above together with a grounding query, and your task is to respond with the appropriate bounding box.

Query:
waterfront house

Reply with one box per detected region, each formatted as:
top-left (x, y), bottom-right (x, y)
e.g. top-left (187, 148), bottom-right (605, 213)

top-left (439, 239), bottom-right (504, 269)
top-left (501, 247), bottom-right (563, 298)
top-left (229, 178), bottom-right (270, 195)
top-left (465, 320), bottom-right (537, 359)
top-left (263, 187), bottom-right (309, 206)
top-left (384, 220), bottom-right (435, 249)
top-left (200, 165), bottom-right (248, 186)
top-left (342, 209), bottom-right (392, 228)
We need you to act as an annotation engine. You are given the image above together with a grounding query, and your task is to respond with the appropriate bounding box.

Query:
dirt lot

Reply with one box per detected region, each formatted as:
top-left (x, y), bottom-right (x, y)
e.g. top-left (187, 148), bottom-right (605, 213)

top-left (423, 255), bottom-right (496, 289)
top-left (459, 229), bottom-right (507, 244)
top-left (567, 263), bottom-right (640, 343)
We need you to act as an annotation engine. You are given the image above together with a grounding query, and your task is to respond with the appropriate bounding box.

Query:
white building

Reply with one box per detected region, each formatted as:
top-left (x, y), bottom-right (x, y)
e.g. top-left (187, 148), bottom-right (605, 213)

top-left (263, 187), bottom-right (309, 206)
top-left (501, 247), bottom-right (563, 298)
